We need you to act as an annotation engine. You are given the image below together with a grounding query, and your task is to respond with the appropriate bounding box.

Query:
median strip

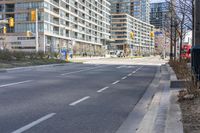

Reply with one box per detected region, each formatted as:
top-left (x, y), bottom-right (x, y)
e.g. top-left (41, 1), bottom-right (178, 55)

top-left (97, 86), bottom-right (109, 93)
top-left (69, 96), bottom-right (90, 106)
top-left (0, 80), bottom-right (33, 88)
top-left (12, 113), bottom-right (56, 133)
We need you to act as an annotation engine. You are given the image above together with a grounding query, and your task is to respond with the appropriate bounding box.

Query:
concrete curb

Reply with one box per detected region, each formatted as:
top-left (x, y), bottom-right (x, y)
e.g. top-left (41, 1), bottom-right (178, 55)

top-left (152, 79), bottom-right (170, 133)
top-left (136, 65), bottom-right (170, 133)
top-left (116, 66), bottom-right (161, 133)
top-left (136, 90), bottom-right (162, 133)
top-left (0, 63), bottom-right (68, 73)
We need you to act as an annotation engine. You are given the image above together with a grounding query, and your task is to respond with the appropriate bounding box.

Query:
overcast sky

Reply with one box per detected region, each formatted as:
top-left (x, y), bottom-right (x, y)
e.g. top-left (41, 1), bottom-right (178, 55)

top-left (150, 0), bottom-right (166, 3)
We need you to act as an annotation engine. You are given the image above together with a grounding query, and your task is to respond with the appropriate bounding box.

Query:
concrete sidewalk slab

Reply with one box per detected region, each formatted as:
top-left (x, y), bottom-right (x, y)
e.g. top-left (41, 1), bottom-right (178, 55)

top-left (164, 89), bottom-right (183, 133)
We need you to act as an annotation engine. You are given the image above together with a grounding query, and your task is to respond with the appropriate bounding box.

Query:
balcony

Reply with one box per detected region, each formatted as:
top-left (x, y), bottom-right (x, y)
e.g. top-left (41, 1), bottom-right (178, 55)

top-left (53, 7), bottom-right (59, 14)
top-left (50, 0), bottom-right (59, 6)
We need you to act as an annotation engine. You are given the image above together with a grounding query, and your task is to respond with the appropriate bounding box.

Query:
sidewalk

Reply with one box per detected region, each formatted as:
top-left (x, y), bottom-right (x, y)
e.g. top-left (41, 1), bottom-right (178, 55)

top-left (136, 64), bottom-right (183, 133)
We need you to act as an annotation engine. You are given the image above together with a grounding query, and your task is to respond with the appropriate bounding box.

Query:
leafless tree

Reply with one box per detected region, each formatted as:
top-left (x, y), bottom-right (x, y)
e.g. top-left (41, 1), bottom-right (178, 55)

top-left (164, 0), bottom-right (193, 60)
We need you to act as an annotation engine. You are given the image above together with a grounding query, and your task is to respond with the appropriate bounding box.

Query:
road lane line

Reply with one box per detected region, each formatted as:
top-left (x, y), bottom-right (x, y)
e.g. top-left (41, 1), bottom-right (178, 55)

top-left (69, 96), bottom-right (90, 106)
top-left (128, 73), bottom-right (132, 76)
top-left (97, 86), bottom-right (109, 93)
top-left (61, 66), bottom-right (104, 76)
top-left (112, 80), bottom-right (120, 85)
top-left (122, 76), bottom-right (127, 80)
top-left (132, 71), bottom-right (136, 73)
top-left (12, 113), bottom-right (56, 133)
top-left (0, 80), bottom-right (33, 88)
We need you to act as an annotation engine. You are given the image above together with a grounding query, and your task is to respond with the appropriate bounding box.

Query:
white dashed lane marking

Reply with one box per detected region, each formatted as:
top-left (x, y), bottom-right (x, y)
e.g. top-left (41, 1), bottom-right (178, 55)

top-left (112, 80), bottom-right (120, 85)
top-left (0, 80), bottom-right (33, 88)
top-left (12, 113), bottom-right (56, 133)
top-left (97, 87), bottom-right (109, 93)
top-left (69, 96), bottom-right (90, 106)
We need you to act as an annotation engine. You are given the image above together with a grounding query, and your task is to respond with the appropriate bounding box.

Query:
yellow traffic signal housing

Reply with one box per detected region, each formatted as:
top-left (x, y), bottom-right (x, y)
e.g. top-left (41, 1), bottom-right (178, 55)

top-left (26, 31), bottom-right (32, 37)
top-left (130, 32), bottom-right (134, 40)
top-left (3, 26), bottom-right (7, 34)
top-left (31, 10), bottom-right (36, 22)
top-left (9, 17), bottom-right (14, 27)
top-left (150, 31), bottom-right (154, 38)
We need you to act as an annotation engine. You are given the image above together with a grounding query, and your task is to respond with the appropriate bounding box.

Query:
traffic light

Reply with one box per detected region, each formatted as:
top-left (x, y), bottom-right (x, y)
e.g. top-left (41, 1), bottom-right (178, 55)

top-left (130, 32), bottom-right (134, 40)
top-left (9, 17), bottom-right (14, 27)
top-left (3, 26), bottom-right (6, 34)
top-left (150, 31), bottom-right (154, 38)
top-left (26, 31), bottom-right (32, 37)
top-left (31, 10), bottom-right (36, 22)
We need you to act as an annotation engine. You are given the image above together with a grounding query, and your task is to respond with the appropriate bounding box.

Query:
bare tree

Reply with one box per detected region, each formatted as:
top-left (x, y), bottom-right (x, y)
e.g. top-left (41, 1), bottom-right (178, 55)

top-left (164, 0), bottom-right (193, 60)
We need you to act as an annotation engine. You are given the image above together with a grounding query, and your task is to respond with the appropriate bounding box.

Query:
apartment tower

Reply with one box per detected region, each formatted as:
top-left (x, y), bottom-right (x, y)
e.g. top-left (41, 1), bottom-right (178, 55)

top-left (0, 0), bottom-right (110, 56)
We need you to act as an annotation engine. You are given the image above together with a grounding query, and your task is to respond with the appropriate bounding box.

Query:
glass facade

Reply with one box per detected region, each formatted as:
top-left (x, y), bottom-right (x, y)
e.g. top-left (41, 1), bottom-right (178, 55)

top-left (150, 2), bottom-right (169, 29)
top-left (110, 0), bottom-right (150, 23)
top-left (0, 0), bottom-right (111, 53)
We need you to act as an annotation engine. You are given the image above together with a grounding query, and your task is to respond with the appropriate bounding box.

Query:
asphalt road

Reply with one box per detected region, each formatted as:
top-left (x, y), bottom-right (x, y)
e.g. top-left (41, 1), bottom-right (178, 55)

top-left (0, 62), bottom-right (158, 133)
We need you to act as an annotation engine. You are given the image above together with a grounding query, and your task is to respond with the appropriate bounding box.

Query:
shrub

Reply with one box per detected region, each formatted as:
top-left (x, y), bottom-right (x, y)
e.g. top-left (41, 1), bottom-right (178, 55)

top-left (12, 51), bottom-right (26, 61)
top-left (169, 59), bottom-right (200, 97)
top-left (0, 50), bottom-right (12, 61)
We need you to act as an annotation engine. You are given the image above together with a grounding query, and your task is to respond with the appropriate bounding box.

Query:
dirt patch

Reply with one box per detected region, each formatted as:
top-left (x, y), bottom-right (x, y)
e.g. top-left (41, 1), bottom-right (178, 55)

top-left (180, 97), bottom-right (200, 133)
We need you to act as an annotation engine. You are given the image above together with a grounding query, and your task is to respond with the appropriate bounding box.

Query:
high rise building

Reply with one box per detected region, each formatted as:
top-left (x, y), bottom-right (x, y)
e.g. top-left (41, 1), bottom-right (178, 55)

top-left (0, 0), bottom-right (110, 56)
top-left (110, 0), bottom-right (150, 23)
top-left (150, 0), bottom-right (170, 29)
top-left (108, 0), bottom-right (154, 56)
top-left (110, 13), bottom-right (154, 56)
